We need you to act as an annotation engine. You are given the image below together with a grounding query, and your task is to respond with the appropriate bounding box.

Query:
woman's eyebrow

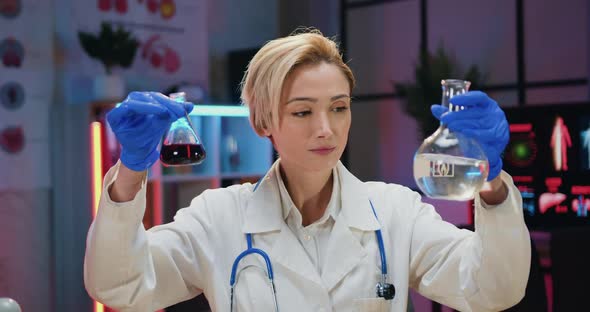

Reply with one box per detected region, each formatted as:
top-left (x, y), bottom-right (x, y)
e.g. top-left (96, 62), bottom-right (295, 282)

top-left (330, 94), bottom-right (351, 101)
top-left (286, 97), bottom-right (317, 104)
top-left (286, 94), bottom-right (350, 105)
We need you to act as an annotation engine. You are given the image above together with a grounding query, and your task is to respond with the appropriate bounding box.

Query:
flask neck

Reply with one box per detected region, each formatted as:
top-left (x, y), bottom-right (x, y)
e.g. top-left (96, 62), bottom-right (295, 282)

top-left (441, 79), bottom-right (470, 110)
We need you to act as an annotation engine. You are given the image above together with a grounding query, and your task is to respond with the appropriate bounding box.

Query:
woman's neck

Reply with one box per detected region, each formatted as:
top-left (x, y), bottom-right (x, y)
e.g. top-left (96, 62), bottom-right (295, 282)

top-left (279, 162), bottom-right (333, 226)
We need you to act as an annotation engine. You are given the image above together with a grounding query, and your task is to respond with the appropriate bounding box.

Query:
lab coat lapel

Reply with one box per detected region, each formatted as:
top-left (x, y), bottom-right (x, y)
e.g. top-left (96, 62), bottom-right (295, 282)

top-left (321, 162), bottom-right (382, 291)
top-left (321, 214), bottom-right (367, 291)
top-left (241, 160), bottom-right (324, 287)
top-left (270, 222), bottom-right (324, 286)
top-left (241, 162), bottom-right (283, 234)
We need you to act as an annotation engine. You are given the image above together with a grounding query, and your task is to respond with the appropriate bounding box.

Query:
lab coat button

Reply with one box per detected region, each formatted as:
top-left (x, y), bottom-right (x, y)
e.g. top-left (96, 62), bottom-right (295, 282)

top-left (304, 234), bottom-right (311, 241)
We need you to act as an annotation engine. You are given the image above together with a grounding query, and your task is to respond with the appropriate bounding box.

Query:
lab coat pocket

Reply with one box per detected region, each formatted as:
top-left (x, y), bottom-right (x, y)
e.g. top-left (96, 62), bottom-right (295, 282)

top-left (352, 298), bottom-right (391, 312)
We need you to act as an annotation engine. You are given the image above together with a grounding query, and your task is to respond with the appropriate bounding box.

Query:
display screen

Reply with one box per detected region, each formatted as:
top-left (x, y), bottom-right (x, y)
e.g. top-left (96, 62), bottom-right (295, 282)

top-left (503, 102), bottom-right (590, 229)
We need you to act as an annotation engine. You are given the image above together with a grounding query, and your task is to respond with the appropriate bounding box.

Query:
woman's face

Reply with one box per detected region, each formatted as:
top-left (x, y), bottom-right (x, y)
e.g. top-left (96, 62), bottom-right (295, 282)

top-left (264, 62), bottom-right (352, 173)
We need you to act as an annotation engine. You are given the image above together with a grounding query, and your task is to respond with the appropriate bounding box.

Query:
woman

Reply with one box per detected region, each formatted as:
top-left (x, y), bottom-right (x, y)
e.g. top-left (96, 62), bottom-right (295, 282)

top-left (84, 30), bottom-right (530, 311)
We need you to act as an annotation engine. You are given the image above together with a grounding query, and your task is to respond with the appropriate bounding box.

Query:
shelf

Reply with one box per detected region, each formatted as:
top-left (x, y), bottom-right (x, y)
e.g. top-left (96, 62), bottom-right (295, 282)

top-left (220, 172), bottom-right (267, 179)
top-left (160, 172), bottom-right (267, 183)
top-left (161, 174), bottom-right (218, 183)
top-left (142, 108), bottom-right (273, 222)
top-left (147, 112), bottom-right (272, 183)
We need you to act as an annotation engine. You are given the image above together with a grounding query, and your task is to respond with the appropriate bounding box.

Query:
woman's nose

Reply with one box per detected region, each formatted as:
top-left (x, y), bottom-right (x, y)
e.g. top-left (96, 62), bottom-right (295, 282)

top-left (314, 113), bottom-right (333, 138)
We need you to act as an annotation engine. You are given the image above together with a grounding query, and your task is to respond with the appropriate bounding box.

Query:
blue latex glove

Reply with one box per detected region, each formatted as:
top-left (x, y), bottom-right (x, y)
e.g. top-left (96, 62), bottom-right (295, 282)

top-left (106, 92), bottom-right (194, 171)
top-left (431, 91), bottom-right (509, 181)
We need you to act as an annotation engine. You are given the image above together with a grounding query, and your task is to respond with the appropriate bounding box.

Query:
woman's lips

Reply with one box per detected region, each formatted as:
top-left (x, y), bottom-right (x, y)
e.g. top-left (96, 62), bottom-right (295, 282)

top-left (309, 147), bottom-right (336, 155)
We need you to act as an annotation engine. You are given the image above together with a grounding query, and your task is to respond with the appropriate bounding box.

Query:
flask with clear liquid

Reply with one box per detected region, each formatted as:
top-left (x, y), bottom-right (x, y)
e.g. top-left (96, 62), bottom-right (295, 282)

top-left (160, 92), bottom-right (206, 166)
top-left (413, 79), bottom-right (489, 201)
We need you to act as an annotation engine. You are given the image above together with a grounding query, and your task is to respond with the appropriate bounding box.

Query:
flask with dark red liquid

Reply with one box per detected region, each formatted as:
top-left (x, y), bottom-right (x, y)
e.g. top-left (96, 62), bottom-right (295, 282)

top-left (160, 92), bottom-right (206, 166)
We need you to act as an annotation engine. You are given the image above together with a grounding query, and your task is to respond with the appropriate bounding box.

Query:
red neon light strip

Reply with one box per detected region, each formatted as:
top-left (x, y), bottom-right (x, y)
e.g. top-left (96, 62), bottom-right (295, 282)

top-left (90, 122), bottom-right (105, 312)
top-left (92, 122), bottom-right (164, 312)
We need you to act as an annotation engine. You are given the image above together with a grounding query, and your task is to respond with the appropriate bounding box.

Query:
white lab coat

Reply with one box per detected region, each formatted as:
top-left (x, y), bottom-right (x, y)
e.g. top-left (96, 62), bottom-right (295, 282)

top-left (84, 160), bottom-right (531, 312)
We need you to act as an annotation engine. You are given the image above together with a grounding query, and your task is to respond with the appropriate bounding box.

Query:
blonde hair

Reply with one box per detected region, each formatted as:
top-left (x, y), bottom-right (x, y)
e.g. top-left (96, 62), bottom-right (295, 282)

top-left (240, 28), bottom-right (355, 135)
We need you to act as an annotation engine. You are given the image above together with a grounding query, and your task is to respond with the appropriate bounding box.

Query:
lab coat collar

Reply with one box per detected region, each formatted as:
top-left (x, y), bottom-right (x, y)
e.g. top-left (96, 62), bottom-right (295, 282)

top-left (336, 161), bottom-right (381, 231)
top-left (240, 161), bottom-right (283, 234)
top-left (241, 159), bottom-right (383, 290)
top-left (241, 159), bottom-right (381, 234)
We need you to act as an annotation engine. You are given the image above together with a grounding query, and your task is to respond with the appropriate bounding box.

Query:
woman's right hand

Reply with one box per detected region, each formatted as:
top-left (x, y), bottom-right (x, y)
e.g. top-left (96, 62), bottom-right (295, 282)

top-left (106, 92), bottom-right (194, 172)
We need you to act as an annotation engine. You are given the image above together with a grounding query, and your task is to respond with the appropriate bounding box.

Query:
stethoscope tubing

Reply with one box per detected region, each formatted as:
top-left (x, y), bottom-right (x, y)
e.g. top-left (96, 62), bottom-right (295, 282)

top-left (229, 178), bottom-right (392, 311)
top-left (369, 200), bottom-right (388, 276)
top-left (230, 235), bottom-right (274, 285)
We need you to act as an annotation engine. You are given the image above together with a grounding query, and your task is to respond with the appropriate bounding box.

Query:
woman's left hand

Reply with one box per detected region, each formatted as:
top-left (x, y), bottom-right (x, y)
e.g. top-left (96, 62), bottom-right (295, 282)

top-left (431, 91), bottom-right (509, 181)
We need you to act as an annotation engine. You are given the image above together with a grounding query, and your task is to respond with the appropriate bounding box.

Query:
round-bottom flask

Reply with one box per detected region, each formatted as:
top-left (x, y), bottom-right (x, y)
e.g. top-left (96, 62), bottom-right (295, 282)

top-left (413, 79), bottom-right (489, 201)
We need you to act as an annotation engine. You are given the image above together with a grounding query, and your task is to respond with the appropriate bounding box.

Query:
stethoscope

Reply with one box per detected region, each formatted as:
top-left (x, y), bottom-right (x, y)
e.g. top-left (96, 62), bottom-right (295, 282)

top-left (229, 179), bottom-right (395, 311)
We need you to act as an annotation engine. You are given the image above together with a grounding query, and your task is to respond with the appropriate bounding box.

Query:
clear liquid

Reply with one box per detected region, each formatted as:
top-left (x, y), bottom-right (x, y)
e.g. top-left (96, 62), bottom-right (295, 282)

top-left (414, 153), bottom-right (488, 201)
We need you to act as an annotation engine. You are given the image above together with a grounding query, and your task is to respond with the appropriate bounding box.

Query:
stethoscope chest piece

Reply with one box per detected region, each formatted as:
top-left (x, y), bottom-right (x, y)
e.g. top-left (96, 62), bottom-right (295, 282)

top-left (376, 282), bottom-right (395, 300)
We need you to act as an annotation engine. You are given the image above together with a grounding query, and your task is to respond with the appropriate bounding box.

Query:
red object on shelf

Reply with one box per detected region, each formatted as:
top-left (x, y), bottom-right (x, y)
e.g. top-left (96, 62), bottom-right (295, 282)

top-left (115, 0), bottom-right (128, 13)
top-left (162, 47), bottom-right (180, 73)
top-left (3, 50), bottom-right (21, 67)
top-left (0, 0), bottom-right (20, 16)
top-left (98, 0), bottom-right (128, 13)
top-left (147, 0), bottom-right (158, 13)
top-left (0, 126), bottom-right (24, 154)
top-left (98, 0), bottom-right (111, 11)
top-left (150, 52), bottom-right (162, 67)
top-left (1, 38), bottom-right (24, 68)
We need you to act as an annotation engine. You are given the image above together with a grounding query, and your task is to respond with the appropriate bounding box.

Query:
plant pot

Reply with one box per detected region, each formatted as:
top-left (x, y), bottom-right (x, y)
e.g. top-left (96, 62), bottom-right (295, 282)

top-left (93, 74), bottom-right (125, 102)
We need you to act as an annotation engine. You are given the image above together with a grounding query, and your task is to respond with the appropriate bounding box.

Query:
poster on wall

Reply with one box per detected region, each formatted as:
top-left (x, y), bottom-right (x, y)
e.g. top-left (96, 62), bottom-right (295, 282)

top-left (504, 103), bottom-right (590, 228)
top-left (0, 70), bottom-right (53, 139)
top-left (0, 0), bottom-right (54, 71)
top-left (0, 0), bottom-right (53, 190)
top-left (57, 0), bottom-right (209, 104)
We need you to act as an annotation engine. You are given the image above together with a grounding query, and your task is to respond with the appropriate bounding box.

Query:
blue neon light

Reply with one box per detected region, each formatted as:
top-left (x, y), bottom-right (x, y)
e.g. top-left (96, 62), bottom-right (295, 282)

top-left (189, 105), bottom-right (249, 117)
top-left (114, 103), bottom-right (250, 117)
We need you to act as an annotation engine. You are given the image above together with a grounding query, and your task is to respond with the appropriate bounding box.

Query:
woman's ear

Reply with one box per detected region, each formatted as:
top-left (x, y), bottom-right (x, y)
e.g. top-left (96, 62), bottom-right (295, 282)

top-left (262, 129), bottom-right (272, 137)
top-left (255, 127), bottom-right (274, 148)
top-left (254, 127), bottom-right (272, 138)
top-left (250, 117), bottom-right (272, 138)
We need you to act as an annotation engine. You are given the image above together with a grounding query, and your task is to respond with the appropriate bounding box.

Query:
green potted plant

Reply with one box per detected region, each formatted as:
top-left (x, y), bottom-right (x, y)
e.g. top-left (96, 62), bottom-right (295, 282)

top-left (394, 46), bottom-right (486, 141)
top-left (78, 22), bottom-right (139, 101)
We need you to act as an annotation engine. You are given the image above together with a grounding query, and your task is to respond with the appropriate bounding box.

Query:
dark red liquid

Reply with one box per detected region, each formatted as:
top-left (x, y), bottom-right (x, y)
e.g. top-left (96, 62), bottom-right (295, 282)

top-left (160, 144), bottom-right (206, 166)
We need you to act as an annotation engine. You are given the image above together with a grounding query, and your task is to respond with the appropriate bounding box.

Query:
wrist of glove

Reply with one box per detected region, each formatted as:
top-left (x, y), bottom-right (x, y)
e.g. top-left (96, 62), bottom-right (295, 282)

top-left (431, 91), bottom-right (509, 181)
top-left (120, 147), bottom-right (161, 172)
top-left (107, 92), bottom-right (194, 172)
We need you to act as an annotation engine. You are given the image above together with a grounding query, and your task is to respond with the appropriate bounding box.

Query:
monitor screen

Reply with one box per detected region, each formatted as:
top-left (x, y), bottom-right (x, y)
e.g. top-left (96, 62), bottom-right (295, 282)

top-left (503, 102), bottom-right (590, 229)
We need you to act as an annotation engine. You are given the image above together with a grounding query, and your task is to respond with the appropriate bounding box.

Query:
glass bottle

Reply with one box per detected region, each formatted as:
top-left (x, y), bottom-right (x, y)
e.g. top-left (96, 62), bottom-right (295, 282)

top-left (160, 92), bottom-right (206, 166)
top-left (413, 79), bottom-right (489, 200)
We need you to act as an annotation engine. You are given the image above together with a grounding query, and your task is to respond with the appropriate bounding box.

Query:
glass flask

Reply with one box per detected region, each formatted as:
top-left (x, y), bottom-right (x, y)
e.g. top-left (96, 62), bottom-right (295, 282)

top-left (160, 92), bottom-right (207, 166)
top-left (413, 79), bottom-right (489, 200)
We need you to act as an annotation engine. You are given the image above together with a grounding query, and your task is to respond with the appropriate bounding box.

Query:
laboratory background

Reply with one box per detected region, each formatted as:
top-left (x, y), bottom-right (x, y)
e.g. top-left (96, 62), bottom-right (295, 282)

top-left (1, 0), bottom-right (589, 311)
